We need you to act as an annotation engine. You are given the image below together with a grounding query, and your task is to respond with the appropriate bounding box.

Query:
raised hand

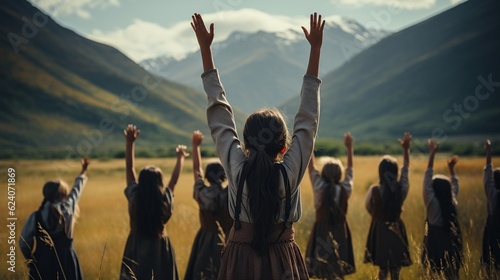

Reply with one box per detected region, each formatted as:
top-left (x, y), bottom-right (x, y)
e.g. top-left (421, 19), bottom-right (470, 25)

top-left (192, 130), bottom-right (204, 147)
top-left (399, 132), bottom-right (412, 151)
top-left (448, 155), bottom-right (459, 176)
top-left (191, 13), bottom-right (214, 50)
top-left (81, 157), bottom-right (90, 170)
top-left (301, 12), bottom-right (326, 49)
top-left (485, 139), bottom-right (492, 155)
top-left (302, 12), bottom-right (325, 77)
top-left (80, 157), bottom-right (90, 175)
top-left (176, 145), bottom-right (190, 159)
top-left (169, 145), bottom-right (190, 191)
top-left (448, 155), bottom-right (459, 169)
top-left (428, 139), bottom-right (439, 155)
top-left (485, 139), bottom-right (492, 165)
top-left (124, 124), bottom-right (140, 143)
top-left (344, 132), bottom-right (353, 150)
top-left (344, 132), bottom-right (354, 168)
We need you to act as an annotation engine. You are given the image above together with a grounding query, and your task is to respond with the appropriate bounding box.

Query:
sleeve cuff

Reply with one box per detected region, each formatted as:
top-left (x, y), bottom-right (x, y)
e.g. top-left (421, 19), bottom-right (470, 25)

top-left (304, 74), bottom-right (322, 84)
top-left (201, 68), bottom-right (218, 78)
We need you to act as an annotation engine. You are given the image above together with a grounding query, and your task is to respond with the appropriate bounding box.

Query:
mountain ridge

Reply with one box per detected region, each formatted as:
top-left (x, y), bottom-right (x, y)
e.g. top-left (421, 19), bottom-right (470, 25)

top-left (0, 0), bottom-right (240, 158)
top-left (281, 0), bottom-right (500, 141)
top-left (140, 19), bottom-right (389, 113)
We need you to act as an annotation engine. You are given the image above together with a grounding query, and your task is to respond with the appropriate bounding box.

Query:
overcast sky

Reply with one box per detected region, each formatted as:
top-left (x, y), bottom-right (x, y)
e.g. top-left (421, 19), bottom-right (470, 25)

top-left (28, 0), bottom-right (465, 62)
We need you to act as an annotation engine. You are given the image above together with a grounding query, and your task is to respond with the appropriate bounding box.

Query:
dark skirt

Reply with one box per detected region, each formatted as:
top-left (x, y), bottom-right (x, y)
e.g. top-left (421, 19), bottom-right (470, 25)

top-left (422, 221), bottom-right (463, 276)
top-left (120, 232), bottom-right (178, 280)
top-left (185, 210), bottom-right (227, 280)
top-left (364, 218), bottom-right (412, 268)
top-left (306, 220), bottom-right (355, 279)
top-left (482, 215), bottom-right (500, 269)
top-left (28, 233), bottom-right (82, 280)
top-left (218, 222), bottom-right (309, 280)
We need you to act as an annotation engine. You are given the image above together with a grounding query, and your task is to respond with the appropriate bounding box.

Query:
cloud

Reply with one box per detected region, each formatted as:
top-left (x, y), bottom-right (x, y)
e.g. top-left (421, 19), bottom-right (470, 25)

top-left (332, 0), bottom-right (436, 10)
top-left (87, 9), bottom-right (311, 62)
top-left (29, 0), bottom-right (120, 19)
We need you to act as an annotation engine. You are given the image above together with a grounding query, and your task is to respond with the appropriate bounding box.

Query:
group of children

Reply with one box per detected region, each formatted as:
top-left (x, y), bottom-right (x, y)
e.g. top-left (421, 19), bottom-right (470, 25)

top-left (19, 12), bottom-right (499, 280)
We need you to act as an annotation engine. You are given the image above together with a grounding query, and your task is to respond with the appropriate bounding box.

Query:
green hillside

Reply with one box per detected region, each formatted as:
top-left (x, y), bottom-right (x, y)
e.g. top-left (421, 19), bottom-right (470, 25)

top-left (0, 1), bottom-right (240, 158)
top-left (282, 0), bottom-right (500, 142)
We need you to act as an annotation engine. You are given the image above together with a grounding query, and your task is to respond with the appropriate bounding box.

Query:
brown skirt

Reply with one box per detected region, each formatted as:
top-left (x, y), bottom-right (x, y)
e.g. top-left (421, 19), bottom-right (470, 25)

top-left (305, 220), bottom-right (355, 279)
top-left (364, 218), bottom-right (412, 268)
top-left (218, 222), bottom-right (309, 280)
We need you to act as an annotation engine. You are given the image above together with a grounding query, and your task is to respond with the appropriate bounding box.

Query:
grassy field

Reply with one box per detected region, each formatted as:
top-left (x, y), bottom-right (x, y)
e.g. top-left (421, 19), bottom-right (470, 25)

top-left (0, 155), bottom-right (498, 279)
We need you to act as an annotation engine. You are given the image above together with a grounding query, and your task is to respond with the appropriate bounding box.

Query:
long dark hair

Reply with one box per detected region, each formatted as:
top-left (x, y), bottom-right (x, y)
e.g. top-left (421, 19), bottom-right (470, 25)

top-left (321, 160), bottom-right (347, 221)
top-left (377, 156), bottom-right (402, 222)
top-left (205, 162), bottom-right (226, 189)
top-left (242, 109), bottom-right (290, 254)
top-left (431, 175), bottom-right (458, 232)
top-left (206, 162), bottom-right (227, 212)
top-left (136, 167), bottom-right (170, 238)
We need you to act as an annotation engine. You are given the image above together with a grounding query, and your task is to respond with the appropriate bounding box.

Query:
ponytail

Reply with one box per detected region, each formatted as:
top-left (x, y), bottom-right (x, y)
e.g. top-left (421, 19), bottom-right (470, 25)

top-left (432, 176), bottom-right (458, 233)
top-left (245, 149), bottom-right (281, 254)
top-left (241, 108), bottom-right (290, 254)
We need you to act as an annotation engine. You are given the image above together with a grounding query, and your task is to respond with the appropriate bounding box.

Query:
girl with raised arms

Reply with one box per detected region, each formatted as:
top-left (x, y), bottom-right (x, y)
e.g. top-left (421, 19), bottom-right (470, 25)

top-left (191, 12), bottom-right (324, 279)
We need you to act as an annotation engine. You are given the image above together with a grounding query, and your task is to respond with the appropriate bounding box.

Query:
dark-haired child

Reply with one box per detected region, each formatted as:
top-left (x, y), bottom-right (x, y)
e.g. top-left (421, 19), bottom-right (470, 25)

top-left (185, 130), bottom-right (232, 280)
top-left (481, 139), bottom-right (500, 273)
top-left (364, 133), bottom-right (412, 280)
top-left (191, 11), bottom-right (324, 279)
top-left (422, 139), bottom-right (463, 279)
top-left (120, 124), bottom-right (188, 280)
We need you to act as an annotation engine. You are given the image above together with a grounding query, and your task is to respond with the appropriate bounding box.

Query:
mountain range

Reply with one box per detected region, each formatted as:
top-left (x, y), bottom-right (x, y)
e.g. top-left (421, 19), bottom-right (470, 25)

top-left (140, 19), bottom-right (389, 113)
top-left (282, 0), bottom-right (500, 141)
top-left (1, 0), bottom-right (498, 158)
top-left (0, 0), bottom-right (244, 158)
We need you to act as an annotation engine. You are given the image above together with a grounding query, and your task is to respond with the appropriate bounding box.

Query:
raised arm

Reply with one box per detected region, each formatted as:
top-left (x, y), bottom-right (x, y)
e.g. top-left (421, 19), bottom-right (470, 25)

top-left (484, 140), bottom-right (496, 213)
top-left (399, 132), bottom-right (411, 168)
top-left (282, 13), bottom-right (324, 190)
top-left (124, 124), bottom-right (140, 186)
top-left (80, 157), bottom-right (90, 176)
top-left (448, 155), bottom-right (459, 177)
top-left (192, 130), bottom-right (204, 181)
top-left (191, 13), bottom-right (215, 72)
top-left (485, 139), bottom-right (492, 166)
top-left (167, 145), bottom-right (189, 192)
top-left (301, 12), bottom-right (325, 77)
top-left (427, 139), bottom-right (439, 169)
top-left (448, 155), bottom-right (460, 198)
top-left (345, 132), bottom-right (353, 168)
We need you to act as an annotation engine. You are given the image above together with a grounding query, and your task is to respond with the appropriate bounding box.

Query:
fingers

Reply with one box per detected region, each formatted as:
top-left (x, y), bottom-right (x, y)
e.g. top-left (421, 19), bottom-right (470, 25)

top-left (448, 155), bottom-right (459, 165)
top-left (485, 139), bottom-right (491, 150)
top-left (428, 139), bottom-right (439, 150)
top-left (308, 13), bottom-right (324, 30)
top-left (210, 23), bottom-right (214, 35)
top-left (124, 124), bottom-right (140, 140)
top-left (301, 26), bottom-right (309, 37)
top-left (81, 157), bottom-right (90, 165)
top-left (176, 145), bottom-right (190, 157)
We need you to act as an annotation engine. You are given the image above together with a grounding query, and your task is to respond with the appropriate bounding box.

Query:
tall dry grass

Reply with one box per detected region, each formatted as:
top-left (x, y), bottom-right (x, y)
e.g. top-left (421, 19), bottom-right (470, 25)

top-left (0, 155), bottom-right (498, 279)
